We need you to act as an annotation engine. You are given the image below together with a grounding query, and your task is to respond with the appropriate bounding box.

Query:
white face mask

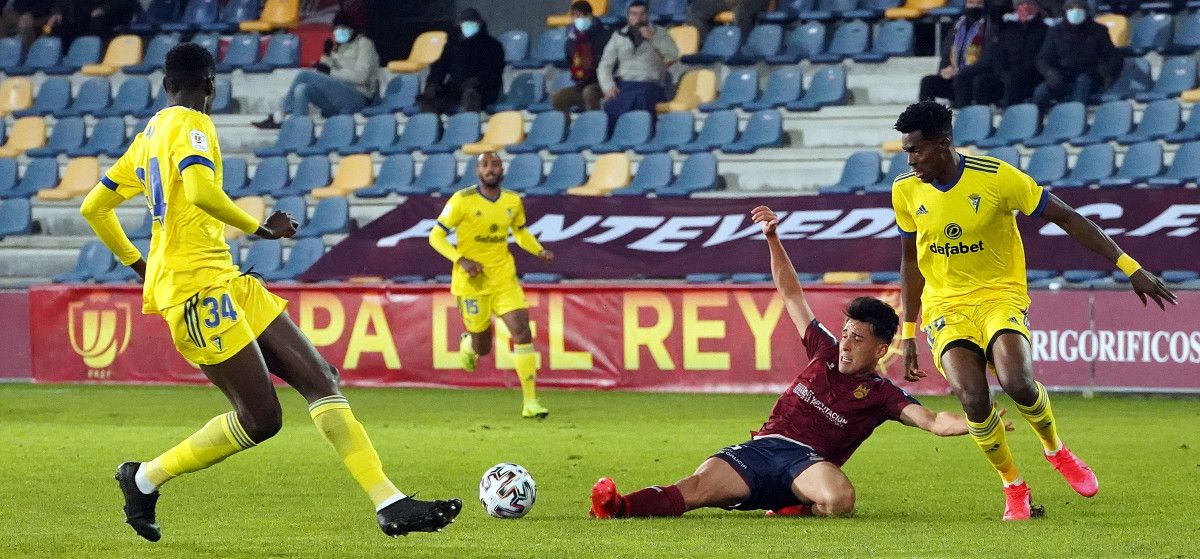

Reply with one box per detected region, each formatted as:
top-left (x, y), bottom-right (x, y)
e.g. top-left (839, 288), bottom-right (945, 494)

top-left (333, 27), bottom-right (351, 44)
top-left (574, 17), bottom-right (592, 31)
top-left (461, 21), bottom-right (480, 38)
top-left (1065, 8), bottom-right (1087, 25)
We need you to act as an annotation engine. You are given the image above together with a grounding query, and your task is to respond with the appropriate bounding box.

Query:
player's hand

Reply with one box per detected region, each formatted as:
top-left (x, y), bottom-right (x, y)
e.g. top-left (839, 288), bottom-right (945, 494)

top-left (639, 25), bottom-right (655, 39)
top-left (258, 211), bottom-right (298, 240)
top-left (996, 407), bottom-right (1015, 432)
top-left (537, 249), bottom-right (555, 263)
top-left (939, 66), bottom-right (956, 79)
top-left (750, 205), bottom-right (779, 236)
top-left (458, 257), bottom-right (483, 277)
top-left (130, 259), bottom-right (147, 282)
top-left (1129, 269), bottom-right (1178, 310)
top-left (902, 338), bottom-right (926, 382)
top-left (604, 86), bottom-right (619, 100)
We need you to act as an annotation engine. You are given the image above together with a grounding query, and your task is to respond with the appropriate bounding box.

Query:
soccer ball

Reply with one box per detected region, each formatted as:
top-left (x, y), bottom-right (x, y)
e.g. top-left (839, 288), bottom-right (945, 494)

top-left (478, 463), bottom-right (536, 519)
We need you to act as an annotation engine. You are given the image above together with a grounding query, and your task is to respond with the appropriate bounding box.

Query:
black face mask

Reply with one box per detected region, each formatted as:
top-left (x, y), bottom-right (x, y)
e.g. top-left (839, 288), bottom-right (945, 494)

top-left (964, 7), bottom-right (985, 19)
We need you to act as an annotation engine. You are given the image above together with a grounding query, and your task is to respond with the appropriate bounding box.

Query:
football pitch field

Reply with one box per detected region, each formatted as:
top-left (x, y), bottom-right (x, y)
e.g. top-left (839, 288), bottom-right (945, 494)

top-left (1, 384), bottom-right (1196, 559)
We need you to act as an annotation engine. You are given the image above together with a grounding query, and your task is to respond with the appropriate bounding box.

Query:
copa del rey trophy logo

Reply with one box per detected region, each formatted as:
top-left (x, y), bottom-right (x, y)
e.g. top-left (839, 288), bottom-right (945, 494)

top-left (68, 297), bottom-right (132, 370)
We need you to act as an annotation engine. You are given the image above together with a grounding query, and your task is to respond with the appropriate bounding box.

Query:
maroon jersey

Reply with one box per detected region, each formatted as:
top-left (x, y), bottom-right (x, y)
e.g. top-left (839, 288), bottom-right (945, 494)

top-left (752, 320), bottom-right (917, 466)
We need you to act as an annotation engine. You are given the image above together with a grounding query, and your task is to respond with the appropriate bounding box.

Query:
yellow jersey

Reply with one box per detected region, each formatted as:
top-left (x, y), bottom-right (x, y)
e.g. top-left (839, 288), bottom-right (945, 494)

top-left (101, 106), bottom-right (240, 314)
top-left (432, 186), bottom-right (544, 297)
top-left (892, 154), bottom-right (1048, 311)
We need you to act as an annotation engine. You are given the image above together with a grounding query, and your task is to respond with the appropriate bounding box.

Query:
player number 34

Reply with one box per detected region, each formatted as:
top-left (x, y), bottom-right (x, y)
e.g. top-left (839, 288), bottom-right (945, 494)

top-left (202, 293), bottom-right (238, 328)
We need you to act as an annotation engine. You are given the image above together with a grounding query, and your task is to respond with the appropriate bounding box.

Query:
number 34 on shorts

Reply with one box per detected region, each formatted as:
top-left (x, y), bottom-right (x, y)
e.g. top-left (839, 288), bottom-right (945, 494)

top-left (165, 285), bottom-right (250, 365)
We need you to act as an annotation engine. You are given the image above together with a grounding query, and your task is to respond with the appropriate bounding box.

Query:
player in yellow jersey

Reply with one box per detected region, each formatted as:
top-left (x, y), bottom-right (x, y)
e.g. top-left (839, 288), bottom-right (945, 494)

top-left (428, 152), bottom-right (555, 419)
top-left (79, 44), bottom-right (461, 541)
top-left (890, 101), bottom-right (1178, 521)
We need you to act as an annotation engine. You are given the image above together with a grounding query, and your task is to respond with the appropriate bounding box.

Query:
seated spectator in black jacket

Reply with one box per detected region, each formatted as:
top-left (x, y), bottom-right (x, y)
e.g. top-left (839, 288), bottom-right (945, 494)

top-left (918, 0), bottom-right (992, 108)
top-left (47, 0), bottom-right (139, 43)
top-left (976, 0), bottom-right (1047, 107)
top-left (1032, 0), bottom-right (1120, 109)
top-left (0, 0), bottom-right (53, 52)
top-left (417, 8), bottom-right (505, 115)
top-left (552, 1), bottom-right (612, 114)
top-left (686, 0), bottom-right (770, 47)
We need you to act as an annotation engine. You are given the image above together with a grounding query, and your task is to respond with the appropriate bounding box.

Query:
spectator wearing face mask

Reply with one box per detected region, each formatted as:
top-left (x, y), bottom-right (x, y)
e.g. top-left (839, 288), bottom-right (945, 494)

top-left (253, 11), bottom-right (380, 129)
top-left (552, 1), bottom-right (612, 114)
top-left (917, 0), bottom-right (993, 108)
top-left (1032, 0), bottom-right (1119, 110)
top-left (416, 8), bottom-right (505, 114)
top-left (976, 0), bottom-right (1047, 107)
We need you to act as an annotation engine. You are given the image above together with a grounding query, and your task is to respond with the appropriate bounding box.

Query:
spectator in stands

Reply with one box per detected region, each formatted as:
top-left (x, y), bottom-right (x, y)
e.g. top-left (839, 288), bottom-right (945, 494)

top-left (598, 0), bottom-right (679, 131)
top-left (415, 8), bottom-right (505, 115)
top-left (552, 1), bottom-right (612, 114)
top-left (0, 0), bottom-right (53, 52)
top-left (977, 0), bottom-right (1047, 107)
top-left (1032, 0), bottom-right (1119, 110)
top-left (47, 0), bottom-right (139, 43)
top-left (686, 0), bottom-right (769, 47)
top-left (253, 11), bottom-right (380, 130)
top-left (917, 0), bottom-right (993, 108)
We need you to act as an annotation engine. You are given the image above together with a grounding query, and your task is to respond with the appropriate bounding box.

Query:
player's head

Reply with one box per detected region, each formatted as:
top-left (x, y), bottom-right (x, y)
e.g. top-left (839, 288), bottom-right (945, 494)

top-left (476, 152), bottom-right (504, 188)
top-left (895, 101), bottom-right (955, 184)
top-left (839, 297), bottom-right (899, 375)
top-left (163, 43), bottom-right (216, 114)
top-left (627, 1), bottom-right (649, 27)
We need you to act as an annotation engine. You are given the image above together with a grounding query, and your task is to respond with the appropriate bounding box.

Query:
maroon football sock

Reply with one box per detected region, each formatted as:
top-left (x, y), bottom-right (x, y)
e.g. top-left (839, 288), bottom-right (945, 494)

top-left (621, 485), bottom-right (686, 517)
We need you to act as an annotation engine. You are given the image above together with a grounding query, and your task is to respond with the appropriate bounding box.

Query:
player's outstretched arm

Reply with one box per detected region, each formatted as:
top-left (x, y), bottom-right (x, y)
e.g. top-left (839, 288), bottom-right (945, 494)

top-left (80, 184), bottom-right (145, 279)
top-left (899, 235), bottom-right (927, 382)
top-left (1040, 193), bottom-right (1177, 309)
top-left (899, 404), bottom-right (1013, 437)
top-left (751, 206), bottom-right (815, 332)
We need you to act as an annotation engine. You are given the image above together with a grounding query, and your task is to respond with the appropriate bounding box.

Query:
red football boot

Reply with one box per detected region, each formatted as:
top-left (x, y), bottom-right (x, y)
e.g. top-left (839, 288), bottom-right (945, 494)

top-left (1045, 446), bottom-right (1099, 497)
top-left (765, 504), bottom-right (813, 517)
top-left (590, 477), bottom-right (623, 519)
top-left (1003, 481), bottom-right (1033, 521)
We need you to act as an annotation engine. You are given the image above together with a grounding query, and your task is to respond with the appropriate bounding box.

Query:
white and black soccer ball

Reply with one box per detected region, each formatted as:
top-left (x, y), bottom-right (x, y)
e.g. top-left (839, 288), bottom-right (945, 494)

top-left (478, 463), bottom-right (536, 519)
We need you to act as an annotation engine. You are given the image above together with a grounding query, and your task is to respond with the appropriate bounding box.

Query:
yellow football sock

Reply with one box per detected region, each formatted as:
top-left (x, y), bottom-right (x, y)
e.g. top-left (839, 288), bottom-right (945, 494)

top-left (1016, 381), bottom-right (1062, 453)
top-left (142, 412), bottom-right (256, 487)
top-left (967, 407), bottom-right (1021, 485)
top-left (513, 343), bottom-right (538, 404)
top-left (309, 395), bottom-right (402, 508)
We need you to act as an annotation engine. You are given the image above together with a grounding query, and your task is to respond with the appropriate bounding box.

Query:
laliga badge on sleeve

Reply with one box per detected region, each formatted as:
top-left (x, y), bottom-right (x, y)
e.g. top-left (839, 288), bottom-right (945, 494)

top-left (190, 130), bottom-right (210, 152)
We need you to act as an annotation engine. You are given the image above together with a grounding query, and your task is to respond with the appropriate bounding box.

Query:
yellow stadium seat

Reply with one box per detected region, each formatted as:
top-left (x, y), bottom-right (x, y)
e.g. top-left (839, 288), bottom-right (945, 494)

top-left (668, 25), bottom-right (699, 57)
top-left (885, 0), bottom-right (946, 19)
top-left (655, 69), bottom-right (717, 113)
top-left (1180, 88), bottom-right (1200, 103)
top-left (225, 196), bottom-right (266, 240)
top-left (567, 153), bottom-right (631, 196)
top-left (0, 77), bottom-right (33, 117)
top-left (240, 0), bottom-right (299, 32)
top-left (37, 158), bottom-right (100, 201)
top-left (821, 271), bottom-right (871, 284)
top-left (387, 31), bottom-right (448, 73)
top-left (547, 0), bottom-right (607, 27)
top-left (0, 117), bottom-right (46, 157)
top-left (82, 35), bottom-right (142, 76)
top-left (881, 139), bottom-right (902, 153)
top-left (310, 155), bottom-right (375, 199)
top-left (714, 1), bottom-right (773, 24)
top-left (1095, 14), bottom-right (1130, 48)
top-left (462, 111), bottom-right (526, 154)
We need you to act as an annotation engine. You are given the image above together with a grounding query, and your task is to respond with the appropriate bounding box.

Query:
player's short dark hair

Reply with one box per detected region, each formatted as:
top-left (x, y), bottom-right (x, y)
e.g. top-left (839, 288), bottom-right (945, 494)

top-left (163, 43), bottom-right (214, 93)
top-left (844, 297), bottom-right (899, 343)
top-left (628, 0), bottom-right (649, 11)
top-left (894, 101), bottom-right (953, 141)
top-left (571, 1), bottom-right (594, 14)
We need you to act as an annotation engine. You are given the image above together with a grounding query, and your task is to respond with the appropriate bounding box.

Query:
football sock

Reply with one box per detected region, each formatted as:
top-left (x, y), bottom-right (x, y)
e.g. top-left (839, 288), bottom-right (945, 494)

top-left (136, 412), bottom-right (256, 494)
top-left (308, 395), bottom-right (405, 510)
top-left (460, 334), bottom-right (477, 360)
top-left (967, 407), bottom-right (1021, 486)
top-left (1016, 381), bottom-right (1062, 454)
top-left (513, 343), bottom-right (538, 404)
top-left (622, 485), bottom-right (686, 517)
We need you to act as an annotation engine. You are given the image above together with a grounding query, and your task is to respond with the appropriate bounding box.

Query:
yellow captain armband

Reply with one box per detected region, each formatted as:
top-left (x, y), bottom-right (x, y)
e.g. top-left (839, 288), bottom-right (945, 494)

top-left (1116, 253), bottom-right (1142, 278)
top-left (902, 322), bottom-right (917, 340)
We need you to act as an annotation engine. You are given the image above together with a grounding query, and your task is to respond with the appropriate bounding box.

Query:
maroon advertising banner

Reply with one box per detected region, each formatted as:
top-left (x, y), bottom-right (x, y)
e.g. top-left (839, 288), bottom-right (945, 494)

top-left (29, 284), bottom-right (1200, 393)
top-left (0, 291), bottom-right (31, 379)
top-left (302, 190), bottom-right (1200, 282)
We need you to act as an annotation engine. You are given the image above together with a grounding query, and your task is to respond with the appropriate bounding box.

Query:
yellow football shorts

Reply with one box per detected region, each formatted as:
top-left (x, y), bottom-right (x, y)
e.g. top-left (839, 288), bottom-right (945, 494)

top-left (162, 274), bottom-right (288, 366)
top-left (922, 296), bottom-right (1031, 377)
top-left (457, 283), bottom-right (528, 334)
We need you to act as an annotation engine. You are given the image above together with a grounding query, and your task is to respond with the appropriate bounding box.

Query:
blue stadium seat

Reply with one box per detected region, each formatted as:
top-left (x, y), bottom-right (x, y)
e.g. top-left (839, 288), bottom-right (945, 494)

top-left (26, 117), bottom-right (86, 158)
top-left (743, 67), bottom-right (804, 110)
top-left (633, 111), bottom-right (694, 153)
top-left (94, 240), bottom-right (150, 284)
top-left (1069, 101), bottom-right (1133, 146)
top-left (216, 79), bottom-right (239, 115)
top-left (245, 157), bottom-right (289, 197)
top-left (489, 73), bottom-right (544, 112)
top-left (766, 21), bottom-right (825, 64)
top-left (729, 272), bottom-right (771, 283)
top-left (412, 153), bottom-right (458, 194)
top-left (503, 153), bottom-right (545, 192)
top-left (5, 158), bottom-right (58, 199)
top-left (0, 198), bottom-right (32, 239)
top-left (54, 77), bottom-right (110, 118)
top-left (1135, 56), bottom-right (1196, 102)
top-left (660, 152), bottom-right (719, 196)
top-left (721, 110), bottom-right (785, 153)
top-left (870, 271), bottom-right (901, 284)
top-left (216, 33), bottom-right (260, 73)
top-left (191, 33), bottom-right (221, 61)
top-left (525, 153), bottom-right (586, 195)
top-left (201, 0), bottom-right (261, 33)
top-left (926, 0), bottom-right (964, 17)
top-left (651, 0), bottom-right (687, 24)
top-left (228, 241), bottom-right (241, 268)
top-left (391, 275), bottom-right (429, 284)
top-left (845, 0), bottom-right (903, 19)
top-left (800, 0), bottom-right (859, 22)
top-left (0, 37), bottom-right (21, 69)
top-left (1164, 106), bottom-right (1200, 143)
top-left (1125, 13), bottom-right (1172, 56)
top-left (296, 197), bottom-right (351, 238)
top-left (222, 157), bottom-right (249, 196)
top-left (1099, 141), bottom-right (1163, 187)
top-left (611, 152), bottom-right (674, 196)
top-left (508, 110), bottom-right (567, 153)
top-left (1052, 143), bottom-right (1115, 188)
top-left (686, 273), bottom-right (728, 284)
top-left (952, 105), bottom-right (993, 147)
top-left (853, 20), bottom-right (913, 62)
top-left (1025, 144), bottom-right (1068, 185)
top-left (68, 117), bottom-right (126, 157)
top-left (446, 155), bottom-right (481, 194)
top-left (362, 73), bottom-right (420, 116)
top-left (1097, 58), bottom-right (1153, 102)
top-left (8, 36), bottom-right (61, 75)
top-left (819, 151), bottom-right (881, 194)
top-left (986, 146), bottom-right (1021, 168)
top-left (128, 0), bottom-right (182, 33)
top-left (500, 30), bottom-right (530, 65)
top-left (548, 110), bottom-right (608, 154)
top-left (243, 240), bottom-right (284, 277)
top-left (522, 272), bottom-right (563, 283)
top-left (298, 114), bottom-right (356, 157)
top-left (1162, 270), bottom-right (1200, 283)
top-left (681, 25), bottom-right (741, 65)
top-left (242, 33), bottom-right (300, 73)
top-left (1147, 141), bottom-right (1200, 187)
top-left (1025, 102), bottom-right (1085, 147)
top-left (1062, 269), bottom-right (1106, 285)
top-left (512, 28), bottom-right (568, 69)
top-left (12, 78), bottom-right (71, 118)
top-left (862, 151), bottom-right (909, 193)
top-left (382, 112), bottom-right (441, 155)
top-left (162, 0), bottom-right (219, 32)
top-left (727, 24), bottom-right (783, 65)
top-left (699, 68), bottom-right (759, 111)
top-left (759, 0), bottom-right (815, 23)
top-left (1118, 98), bottom-right (1181, 144)
top-left (271, 196), bottom-right (308, 231)
top-left (52, 241), bottom-right (109, 283)
top-left (95, 77), bottom-right (151, 118)
top-left (0, 159), bottom-right (17, 198)
top-left (133, 88), bottom-right (169, 118)
top-left (44, 36), bottom-right (101, 75)
top-left (338, 114), bottom-right (397, 155)
top-left (254, 115), bottom-right (314, 157)
top-left (273, 156), bottom-right (331, 198)
top-left (423, 112), bottom-right (481, 154)
top-left (810, 20), bottom-right (869, 63)
top-left (677, 109), bottom-right (738, 153)
top-left (594, 110), bottom-right (653, 153)
top-left (1166, 11), bottom-right (1200, 54)
top-left (528, 72), bottom-right (574, 113)
top-left (976, 103), bottom-right (1038, 148)
top-left (356, 154), bottom-right (416, 198)
top-left (785, 66), bottom-right (847, 111)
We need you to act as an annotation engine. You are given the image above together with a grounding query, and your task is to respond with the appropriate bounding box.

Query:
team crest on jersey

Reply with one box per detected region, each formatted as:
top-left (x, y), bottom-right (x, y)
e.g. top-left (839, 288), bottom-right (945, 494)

top-left (968, 193), bottom-right (981, 213)
top-left (915, 204), bottom-right (928, 216)
top-left (190, 130), bottom-right (209, 152)
top-left (210, 335), bottom-right (223, 351)
top-left (853, 384), bottom-right (870, 399)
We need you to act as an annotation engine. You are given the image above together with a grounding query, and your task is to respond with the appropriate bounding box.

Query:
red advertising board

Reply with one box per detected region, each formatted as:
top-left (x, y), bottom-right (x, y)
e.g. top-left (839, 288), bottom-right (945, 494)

top-left (0, 291), bottom-right (31, 379)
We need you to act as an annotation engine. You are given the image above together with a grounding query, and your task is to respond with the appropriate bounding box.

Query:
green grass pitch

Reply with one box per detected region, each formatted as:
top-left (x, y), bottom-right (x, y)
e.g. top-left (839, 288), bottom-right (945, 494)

top-left (1, 384), bottom-right (1197, 558)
